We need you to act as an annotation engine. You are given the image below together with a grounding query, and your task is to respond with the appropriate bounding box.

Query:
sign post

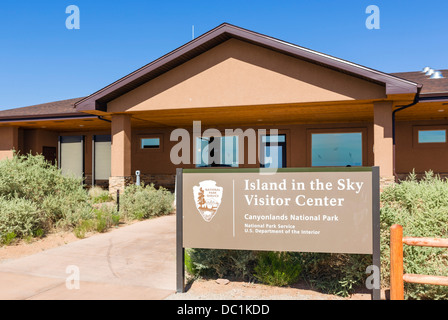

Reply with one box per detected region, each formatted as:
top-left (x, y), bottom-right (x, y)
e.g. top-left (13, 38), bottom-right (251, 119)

top-left (176, 167), bottom-right (381, 299)
top-left (176, 168), bottom-right (185, 293)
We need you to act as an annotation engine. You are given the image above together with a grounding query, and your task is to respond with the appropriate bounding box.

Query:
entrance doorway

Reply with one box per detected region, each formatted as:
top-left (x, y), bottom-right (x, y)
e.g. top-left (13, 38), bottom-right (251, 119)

top-left (42, 146), bottom-right (57, 166)
top-left (260, 134), bottom-right (287, 168)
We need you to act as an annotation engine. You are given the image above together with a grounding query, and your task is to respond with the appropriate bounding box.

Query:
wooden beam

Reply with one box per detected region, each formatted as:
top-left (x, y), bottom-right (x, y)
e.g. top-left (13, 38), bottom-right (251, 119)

top-left (403, 274), bottom-right (448, 287)
top-left (403, 237), bottom-right (448, 248)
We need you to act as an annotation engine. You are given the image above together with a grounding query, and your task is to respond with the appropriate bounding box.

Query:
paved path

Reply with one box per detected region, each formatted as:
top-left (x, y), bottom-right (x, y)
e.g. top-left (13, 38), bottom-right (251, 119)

top-left (0, 215), bottom-right (177, 300)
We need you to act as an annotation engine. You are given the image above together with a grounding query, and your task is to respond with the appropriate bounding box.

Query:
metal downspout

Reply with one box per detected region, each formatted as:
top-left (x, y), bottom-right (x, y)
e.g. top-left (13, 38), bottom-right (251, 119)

top-left (97, 116), bottom-right (112, 123)
top-left (392, 85), bottom-right (422, 181)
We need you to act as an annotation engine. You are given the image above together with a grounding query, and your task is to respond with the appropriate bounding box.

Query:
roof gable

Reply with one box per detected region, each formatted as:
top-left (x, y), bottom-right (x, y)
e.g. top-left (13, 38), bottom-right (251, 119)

top-left (76, 23), bottom-right (419, 112)
top-left (108, 39), bottom-right (387, 113)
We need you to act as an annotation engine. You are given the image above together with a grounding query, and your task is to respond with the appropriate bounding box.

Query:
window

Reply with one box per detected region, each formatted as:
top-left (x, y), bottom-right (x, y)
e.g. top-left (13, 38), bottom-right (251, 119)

top-left (418, 130), bottom-right (447, 144)
top-left (59, 136), bottom-right (84, 178)
top-left (93, 135), bottom-right (111, 181)
top-left (141, 138), bottom-right (160, 149)
top-left (311, 132), bottom-right (362, 167)
top-left (196, 136), bottom-right (238, 167)
top-left (260, 135), bottom-right (286, 168)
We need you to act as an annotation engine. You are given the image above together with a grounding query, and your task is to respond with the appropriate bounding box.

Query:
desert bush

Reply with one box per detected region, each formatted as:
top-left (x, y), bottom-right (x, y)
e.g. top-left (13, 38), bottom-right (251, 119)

top-left (186, 249), bottom-right (370, 296)
top-left (380, 171), bottom-right (448, 300)
top-left (0, 196), bottom-right (43, 239)
top-left (186, 249), bottom-right (258, 281)
top-left (295, 252), bottom-right (371, 297)
top-left (254, 251), bottom-right (302, 286)
top-left (73, 219), bottom-right (96, 239)
top-left (73, 205), bottom-right (119, 239)
top-left (0, 153), bottom-right (94, 239)
top-left (88, 186), bottom-right (113, 204)
top-left (120, 184), bottom-right (174, 220)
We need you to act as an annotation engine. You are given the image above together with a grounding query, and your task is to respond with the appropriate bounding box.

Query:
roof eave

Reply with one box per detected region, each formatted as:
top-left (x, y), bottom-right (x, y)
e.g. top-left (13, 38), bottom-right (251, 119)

top-left (0, 113), bottom-right (98, 123)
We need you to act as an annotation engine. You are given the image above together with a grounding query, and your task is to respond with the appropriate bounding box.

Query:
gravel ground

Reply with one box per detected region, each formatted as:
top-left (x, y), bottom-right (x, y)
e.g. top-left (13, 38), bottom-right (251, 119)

top-left (165, 278), bottom-right (375, 300)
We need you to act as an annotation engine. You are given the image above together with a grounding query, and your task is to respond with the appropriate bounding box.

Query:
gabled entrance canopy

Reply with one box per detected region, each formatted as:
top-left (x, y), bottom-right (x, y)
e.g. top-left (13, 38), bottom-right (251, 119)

top-left (75, 23), bottom-right (419, 113)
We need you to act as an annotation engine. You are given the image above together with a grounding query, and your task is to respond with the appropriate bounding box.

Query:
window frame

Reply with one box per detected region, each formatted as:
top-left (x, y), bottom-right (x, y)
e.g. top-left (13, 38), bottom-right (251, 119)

top-left (137, 134), bottom-right (164, 153)
top-left (306, 128), bottom-right (368, 167)
top-left (58, 135), bottom-right (85, 178)
top-left (195, 135), bottom-right (239, 168)
top-left (92, 135), bottom-right (111, 183)
top-left (259, 134), bottom-right (287, 168)
top-left (413, 126), bottom-right (448, 147)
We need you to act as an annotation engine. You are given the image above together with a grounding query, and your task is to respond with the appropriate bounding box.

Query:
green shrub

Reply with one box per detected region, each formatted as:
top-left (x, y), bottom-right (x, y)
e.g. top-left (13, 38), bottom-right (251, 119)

top-left (88, 186), bottom-right (112, 204)
top-left (73, 219), bottom-right (96, 239)
top-left (94, 205), bottom-right (119, 232)
top-left (380, 171), bottom-right (448, 300)
top-left (120, 184), bottom-right (174, 220)
top-left (186, 249), bottom-right (257, 281)
top-left (254, 251), bottom-right (302, 286)
top-left (1, 232), bottom-right (17, 246)
top-left (73, 205), bottom-right (119, 238)
top-left (0, 153), bottom-right (94, 240)
top-left (0, 196), bottom-right (43, 238)
top-left (296, 252), bottom-right (371, 297)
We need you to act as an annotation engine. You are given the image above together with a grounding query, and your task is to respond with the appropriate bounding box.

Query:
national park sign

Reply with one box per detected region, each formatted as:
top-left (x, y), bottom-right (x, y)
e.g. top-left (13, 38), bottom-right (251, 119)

top-left (176, 167), bottom-right (380, 298)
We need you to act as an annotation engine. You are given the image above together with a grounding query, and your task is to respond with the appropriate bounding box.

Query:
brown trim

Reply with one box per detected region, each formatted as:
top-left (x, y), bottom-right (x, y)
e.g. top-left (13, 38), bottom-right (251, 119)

top-left (0, 114), bottom-right (97, 123)
top-left (418, 92), bottom-right (448, 103)
top-left (75, 23), bottom-right (419, 112)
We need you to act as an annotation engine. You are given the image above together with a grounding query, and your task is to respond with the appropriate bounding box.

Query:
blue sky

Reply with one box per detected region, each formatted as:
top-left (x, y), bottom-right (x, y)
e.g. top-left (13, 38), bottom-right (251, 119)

top-left (0, 0), bottom-right (447, 110)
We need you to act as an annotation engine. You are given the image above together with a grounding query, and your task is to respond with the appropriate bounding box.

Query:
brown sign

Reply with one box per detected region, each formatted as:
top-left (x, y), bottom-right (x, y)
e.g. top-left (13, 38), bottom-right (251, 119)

top-left (182, 168), bottom-right (374, 254)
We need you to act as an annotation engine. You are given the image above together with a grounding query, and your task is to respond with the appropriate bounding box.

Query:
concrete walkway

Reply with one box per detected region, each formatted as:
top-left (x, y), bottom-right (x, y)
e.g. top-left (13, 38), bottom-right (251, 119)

top-left (0, 215), bottom-right (177, 300)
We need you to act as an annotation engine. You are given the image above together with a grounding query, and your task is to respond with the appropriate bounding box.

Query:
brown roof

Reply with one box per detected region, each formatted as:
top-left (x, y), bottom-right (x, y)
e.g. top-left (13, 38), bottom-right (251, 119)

top-left (0, 97), bottom-right (84, 120)
top-left (390, 70), bottom-right (448, 95)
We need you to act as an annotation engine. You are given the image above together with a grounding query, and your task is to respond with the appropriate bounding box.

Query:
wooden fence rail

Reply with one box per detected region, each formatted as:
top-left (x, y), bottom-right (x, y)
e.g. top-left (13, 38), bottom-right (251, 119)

top-left (390, 224), bottom-right (448, 300)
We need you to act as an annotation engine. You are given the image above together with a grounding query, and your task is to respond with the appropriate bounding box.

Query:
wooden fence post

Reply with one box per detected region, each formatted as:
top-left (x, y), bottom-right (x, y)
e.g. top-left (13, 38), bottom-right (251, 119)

top-left (390, 224), bottom-right (404, 300)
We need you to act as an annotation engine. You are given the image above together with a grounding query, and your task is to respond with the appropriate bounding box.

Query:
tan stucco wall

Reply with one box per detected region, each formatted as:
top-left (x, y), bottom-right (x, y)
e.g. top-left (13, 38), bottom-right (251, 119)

top-left (373, 101), bottom-right (393, 177)
top-left (111, 114), bottom-right (132, 177)
top-left (108, 39), bottom-right (386, 113)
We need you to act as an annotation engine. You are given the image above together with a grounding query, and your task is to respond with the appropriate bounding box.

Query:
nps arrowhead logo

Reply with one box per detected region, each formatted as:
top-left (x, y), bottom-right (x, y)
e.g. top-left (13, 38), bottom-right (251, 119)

top-left (193, 180), bottom-right (223, 222)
